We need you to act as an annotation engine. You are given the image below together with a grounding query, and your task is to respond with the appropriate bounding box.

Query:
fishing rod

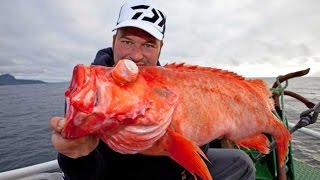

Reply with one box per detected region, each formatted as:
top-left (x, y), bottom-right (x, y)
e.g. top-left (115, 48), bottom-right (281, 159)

top-left (269, 67), bottom-right (319, 149)
top-left (253, 68), bottom-right (319, 180)
top-left (251, 101), bottom-right (320, 180)
top-left (269, 101), bottom-right (320, 150)
top-left (250, 68), bottom-right (318, 180)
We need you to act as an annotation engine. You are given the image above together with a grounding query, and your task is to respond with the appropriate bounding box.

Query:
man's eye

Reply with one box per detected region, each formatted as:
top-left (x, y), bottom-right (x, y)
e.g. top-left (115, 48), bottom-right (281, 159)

top-left (144, 44), bottom-right (154, 48)
top-left (122, 40), bottom-right (133, 45)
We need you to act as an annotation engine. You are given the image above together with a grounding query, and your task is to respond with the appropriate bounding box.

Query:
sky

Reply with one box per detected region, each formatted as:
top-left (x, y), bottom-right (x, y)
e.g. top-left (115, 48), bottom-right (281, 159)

top-left (0, 0), bottom-right (319, 82)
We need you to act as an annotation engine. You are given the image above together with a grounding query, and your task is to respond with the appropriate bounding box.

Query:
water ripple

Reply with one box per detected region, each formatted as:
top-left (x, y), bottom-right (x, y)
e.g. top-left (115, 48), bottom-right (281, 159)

top-left (0, 79), bottom-right (319, 172)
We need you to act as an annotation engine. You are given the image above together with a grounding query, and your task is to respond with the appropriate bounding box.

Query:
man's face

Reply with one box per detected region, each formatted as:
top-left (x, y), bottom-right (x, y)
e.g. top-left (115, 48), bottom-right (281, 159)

top-left (113, 27), bottom-right (163, 66)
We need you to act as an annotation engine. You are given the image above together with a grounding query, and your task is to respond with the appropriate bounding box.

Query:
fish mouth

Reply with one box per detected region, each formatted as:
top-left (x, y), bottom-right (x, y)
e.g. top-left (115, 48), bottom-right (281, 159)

top-left (100, 104), bottom-right (176, 154)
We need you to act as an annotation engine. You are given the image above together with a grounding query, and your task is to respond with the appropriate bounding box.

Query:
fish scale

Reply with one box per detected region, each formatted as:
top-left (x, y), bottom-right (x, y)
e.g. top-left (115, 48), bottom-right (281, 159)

top-left (63, 60), bottom-right (291, 180)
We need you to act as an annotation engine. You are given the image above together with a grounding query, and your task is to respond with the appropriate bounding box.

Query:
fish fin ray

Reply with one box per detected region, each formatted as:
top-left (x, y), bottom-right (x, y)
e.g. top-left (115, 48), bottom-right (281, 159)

top-left (273, 122), bottom-right (291, 167)
top-left (246, 79), bottom-right (274, 110)
top-left (165, 130), bottom-right (212, 180)
top-left (237, 134), bottom-right (270, 154)
top-left (164, 63), bottom-right (244, 81)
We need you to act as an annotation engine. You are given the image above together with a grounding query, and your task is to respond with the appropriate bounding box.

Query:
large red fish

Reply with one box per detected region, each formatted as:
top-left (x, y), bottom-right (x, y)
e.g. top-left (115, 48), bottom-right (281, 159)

top-left (63, 59), bottom-right (291, 180)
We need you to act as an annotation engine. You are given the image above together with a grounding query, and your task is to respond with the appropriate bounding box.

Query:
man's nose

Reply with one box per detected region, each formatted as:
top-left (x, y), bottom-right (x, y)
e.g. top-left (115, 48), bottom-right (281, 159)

top-left (130, 46), bottom-right (143, 63)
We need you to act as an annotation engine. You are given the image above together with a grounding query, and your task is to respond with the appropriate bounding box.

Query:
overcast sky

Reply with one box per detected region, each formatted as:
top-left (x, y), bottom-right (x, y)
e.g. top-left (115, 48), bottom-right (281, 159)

top-left (0, 0), bottom-right (319, 82)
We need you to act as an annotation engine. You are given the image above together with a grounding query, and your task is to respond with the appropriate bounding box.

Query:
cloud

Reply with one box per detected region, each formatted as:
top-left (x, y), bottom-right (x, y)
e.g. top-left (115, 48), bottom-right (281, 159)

top-left (0, 0), bottom-right (122, 81)
top-left (312, 71), bottom-right (320, 76)
top-left (159, 0), bottom-right (320, 76)
top-left (0, 0), bottom-right (319, 82)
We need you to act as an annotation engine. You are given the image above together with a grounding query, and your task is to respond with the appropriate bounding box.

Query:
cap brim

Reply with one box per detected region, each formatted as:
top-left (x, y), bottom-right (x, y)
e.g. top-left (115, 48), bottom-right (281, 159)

top-left (113, 21), bottom-right (163, 40)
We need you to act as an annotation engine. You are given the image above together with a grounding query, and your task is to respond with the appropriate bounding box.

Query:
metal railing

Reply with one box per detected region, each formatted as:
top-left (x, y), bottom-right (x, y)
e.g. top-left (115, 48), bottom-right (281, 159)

top-left (0, 125), bottom-right (319, 180)
top-left (0, 160), bottom-right (61, 180)
top-left (288, 122), bottom-right (320, 139)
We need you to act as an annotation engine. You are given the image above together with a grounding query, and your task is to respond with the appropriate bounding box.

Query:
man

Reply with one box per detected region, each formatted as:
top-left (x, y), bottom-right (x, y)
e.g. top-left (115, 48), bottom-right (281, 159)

top-left (50, 0), bottom-right (255, 179)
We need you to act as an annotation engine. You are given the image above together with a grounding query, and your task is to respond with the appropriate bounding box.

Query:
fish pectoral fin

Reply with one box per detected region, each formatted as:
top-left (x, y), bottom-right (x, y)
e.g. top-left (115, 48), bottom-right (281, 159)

top-left (236, 134), bottom-right (270, 154)
top-left (165, 130), bottom-right (212, 180)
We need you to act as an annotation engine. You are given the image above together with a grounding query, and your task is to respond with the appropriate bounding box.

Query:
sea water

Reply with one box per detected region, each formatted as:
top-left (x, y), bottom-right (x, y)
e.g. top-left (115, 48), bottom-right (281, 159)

top-left (0, 77), bottom-right (319, 172)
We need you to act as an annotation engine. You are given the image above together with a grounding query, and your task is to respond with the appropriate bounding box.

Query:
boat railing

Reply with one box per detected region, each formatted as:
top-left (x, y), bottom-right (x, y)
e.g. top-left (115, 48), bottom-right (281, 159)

top-left (0, 126), bottom-right (319, 180)
top-left (0, 160), bottom-right (62, 180)
top-left (288, 122), bottom-right (320, 139)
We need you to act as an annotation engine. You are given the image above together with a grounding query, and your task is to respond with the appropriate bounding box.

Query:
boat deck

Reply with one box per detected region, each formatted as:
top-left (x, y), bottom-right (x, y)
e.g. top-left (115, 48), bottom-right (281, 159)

top-left (294, 160), bottom-right (320, 180)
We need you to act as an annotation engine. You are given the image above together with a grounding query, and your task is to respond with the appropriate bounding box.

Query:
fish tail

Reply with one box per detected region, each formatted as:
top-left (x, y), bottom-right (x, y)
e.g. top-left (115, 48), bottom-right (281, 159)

top-left (275, 127), bottom-right (291, 167)
top-left (165, 130), bottom-right (212, 180)
top-left (269, 117), bottom-right (292, 167)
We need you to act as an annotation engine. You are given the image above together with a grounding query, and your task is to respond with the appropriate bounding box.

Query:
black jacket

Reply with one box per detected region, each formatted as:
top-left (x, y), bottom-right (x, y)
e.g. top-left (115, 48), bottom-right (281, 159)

top-left (58, 48), bottom-right (191, 180)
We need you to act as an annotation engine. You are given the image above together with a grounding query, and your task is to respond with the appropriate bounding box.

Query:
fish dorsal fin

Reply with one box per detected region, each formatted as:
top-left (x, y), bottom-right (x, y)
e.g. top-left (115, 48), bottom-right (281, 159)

top-left (246, 79), bottom-right (274, 110)
top-left (164, 63), bottom-right (245, 81)
top-left (246, 79), bottom-right (271, 97)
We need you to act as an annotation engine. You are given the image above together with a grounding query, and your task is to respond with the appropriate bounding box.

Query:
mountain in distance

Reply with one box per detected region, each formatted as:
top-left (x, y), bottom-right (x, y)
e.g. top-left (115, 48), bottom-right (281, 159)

top-left (0, 74), bottom-right (46, 85)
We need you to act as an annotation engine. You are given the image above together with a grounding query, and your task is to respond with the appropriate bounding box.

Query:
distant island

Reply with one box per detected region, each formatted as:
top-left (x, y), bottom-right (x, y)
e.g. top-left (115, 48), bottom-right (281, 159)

top-left (0, 74), bottom-right (46, 86)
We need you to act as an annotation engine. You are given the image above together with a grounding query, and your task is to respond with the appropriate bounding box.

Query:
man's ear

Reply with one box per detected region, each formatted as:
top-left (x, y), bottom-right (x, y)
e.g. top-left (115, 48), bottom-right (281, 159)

top-left (157, 40), bottom-right (164, 64)
top-left (112, 33), bottom-right (117, 49)
top-left (160, 40), bottom-right (163, 48)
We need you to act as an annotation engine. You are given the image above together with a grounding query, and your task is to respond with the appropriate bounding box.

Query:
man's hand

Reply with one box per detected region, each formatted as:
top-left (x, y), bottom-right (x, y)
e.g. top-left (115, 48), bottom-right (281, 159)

top-left (50, 116), bottom-right (99, 159)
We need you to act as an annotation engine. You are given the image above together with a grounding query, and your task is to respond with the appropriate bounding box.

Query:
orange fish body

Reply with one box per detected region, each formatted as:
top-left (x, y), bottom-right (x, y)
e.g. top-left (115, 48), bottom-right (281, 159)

top-left (63, 60), bottom-right (291, 180)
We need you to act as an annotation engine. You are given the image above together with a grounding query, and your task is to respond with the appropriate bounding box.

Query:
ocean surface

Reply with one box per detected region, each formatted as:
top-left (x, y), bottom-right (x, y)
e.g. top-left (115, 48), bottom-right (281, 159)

top-left (0, 77), bottom-right (319, 172)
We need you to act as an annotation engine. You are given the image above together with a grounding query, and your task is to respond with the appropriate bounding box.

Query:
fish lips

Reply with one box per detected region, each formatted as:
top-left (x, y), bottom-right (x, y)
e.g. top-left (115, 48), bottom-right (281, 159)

top-left (62, 104), bottom-right (149, 138)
